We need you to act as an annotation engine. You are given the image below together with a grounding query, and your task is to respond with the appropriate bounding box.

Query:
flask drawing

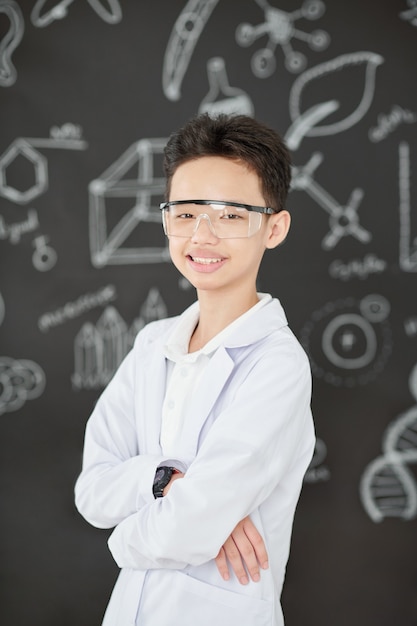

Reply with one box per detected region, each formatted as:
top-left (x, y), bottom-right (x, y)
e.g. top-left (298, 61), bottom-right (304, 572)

top-left (198, 57), bottom-right (254, 117)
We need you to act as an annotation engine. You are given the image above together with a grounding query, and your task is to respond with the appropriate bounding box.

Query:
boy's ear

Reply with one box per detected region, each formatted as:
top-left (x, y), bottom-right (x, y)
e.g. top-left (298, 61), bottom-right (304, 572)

top-left (265, 210), bottom-right (291, 249)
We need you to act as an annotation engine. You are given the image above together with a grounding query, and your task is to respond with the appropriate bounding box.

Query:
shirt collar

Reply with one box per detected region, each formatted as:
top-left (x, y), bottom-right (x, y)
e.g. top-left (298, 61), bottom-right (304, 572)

top-left (163, 293), bottom-right (273, 363)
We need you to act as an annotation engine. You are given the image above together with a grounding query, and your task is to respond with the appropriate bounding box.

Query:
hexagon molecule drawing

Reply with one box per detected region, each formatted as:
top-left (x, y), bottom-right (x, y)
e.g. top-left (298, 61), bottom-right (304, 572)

top-left (236, 0), bottom-right (330, 77)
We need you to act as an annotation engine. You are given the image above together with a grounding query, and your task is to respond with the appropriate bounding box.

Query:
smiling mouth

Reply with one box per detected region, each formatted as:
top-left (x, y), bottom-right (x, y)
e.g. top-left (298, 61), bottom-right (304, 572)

top-left (189, 256), bottom-right (223, 264)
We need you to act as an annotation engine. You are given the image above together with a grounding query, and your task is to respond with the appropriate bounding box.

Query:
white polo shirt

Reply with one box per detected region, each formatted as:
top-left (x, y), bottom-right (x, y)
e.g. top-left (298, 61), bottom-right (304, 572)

top-left (161, 293), bottom-right (271, 456)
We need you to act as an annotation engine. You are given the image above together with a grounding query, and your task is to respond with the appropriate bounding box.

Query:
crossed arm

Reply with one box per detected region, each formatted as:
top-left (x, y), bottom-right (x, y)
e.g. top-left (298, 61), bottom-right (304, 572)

top-left (164, 471), bottom-right (269, 585)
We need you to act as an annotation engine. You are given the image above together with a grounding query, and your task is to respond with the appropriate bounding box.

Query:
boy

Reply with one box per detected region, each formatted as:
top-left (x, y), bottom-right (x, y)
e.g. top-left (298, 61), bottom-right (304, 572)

top-left (75, 113), bottom-right (315, 625)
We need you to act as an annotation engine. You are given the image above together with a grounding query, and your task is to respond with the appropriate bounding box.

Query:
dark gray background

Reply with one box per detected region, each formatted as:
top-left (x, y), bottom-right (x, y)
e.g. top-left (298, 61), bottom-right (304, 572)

top-left (1, 1), bottom-right (416, 625)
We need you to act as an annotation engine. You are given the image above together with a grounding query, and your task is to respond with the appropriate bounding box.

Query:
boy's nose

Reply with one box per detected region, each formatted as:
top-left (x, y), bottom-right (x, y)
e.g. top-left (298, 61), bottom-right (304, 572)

top-left (191, 214), bottom-right (219, 241)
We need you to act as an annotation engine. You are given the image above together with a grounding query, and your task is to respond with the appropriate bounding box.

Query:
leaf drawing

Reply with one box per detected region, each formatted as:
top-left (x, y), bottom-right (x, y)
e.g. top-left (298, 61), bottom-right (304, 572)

top-left (288, 51), bottom-right (384, 138)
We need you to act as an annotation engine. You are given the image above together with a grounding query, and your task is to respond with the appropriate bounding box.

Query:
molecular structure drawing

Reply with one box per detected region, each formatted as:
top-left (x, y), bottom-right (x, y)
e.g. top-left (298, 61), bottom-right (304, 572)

top-left (236, 0), bottom-right (330, 77)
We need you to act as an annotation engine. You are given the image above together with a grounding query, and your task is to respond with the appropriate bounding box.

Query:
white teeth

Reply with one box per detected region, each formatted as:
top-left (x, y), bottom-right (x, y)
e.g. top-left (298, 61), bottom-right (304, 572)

top-left (191, 256), bottom-right (222, 264)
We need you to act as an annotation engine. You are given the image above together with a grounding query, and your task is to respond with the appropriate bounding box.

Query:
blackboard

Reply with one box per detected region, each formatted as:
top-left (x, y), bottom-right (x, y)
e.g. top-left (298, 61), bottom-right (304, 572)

top-left (1, 1), bottom-right (416, 624)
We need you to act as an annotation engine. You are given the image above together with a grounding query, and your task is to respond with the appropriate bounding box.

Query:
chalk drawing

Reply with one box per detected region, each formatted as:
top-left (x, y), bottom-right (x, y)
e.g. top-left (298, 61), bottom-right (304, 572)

top-left (404, 317), bottom-right (417, 338)
top-left (198, 57), bottom-right (254, 117)
top-left (0, 357), bottom-right (46, 415)
top-left (329, 254), bottom-right (387, 282)
top-left (291, 152), bottom-right (371, 250)
top-left (400, 0), bottom-right (417, 27)
top-left (89, 138), bottom-right (171, 268)
top-left (32, 235), bottom-right (57, 272)
top-left (0, 131), bottom-right (87, 205)
top-left (236, 0), bottom-right (330, 77)
top-left (162, 0), bottom-right (220, 101)
top-left (300, 295), bottom-right (392, 386)
top-left (288, 51), bottom-right (384, 141)
top-left (360, 363), bottom-right (417, 522)
top-left (0, 292), bottom-right (4, 326)
top-left (72, 288), bottom-right (167, 390)
top-left (38, 285), bottom-right (117, 332)
top-left (368, 105), bottom-right (417, 143)
top-left (399, 142), bottom-right (417, 272)
top-left (304, 437), bottom-right (330, 483)
top-left (0, 0), bottom-right (24, 87)
top-left (0, 209), bottom-right (40, 244)
top-left (31, 0), bottom-right (122, 27)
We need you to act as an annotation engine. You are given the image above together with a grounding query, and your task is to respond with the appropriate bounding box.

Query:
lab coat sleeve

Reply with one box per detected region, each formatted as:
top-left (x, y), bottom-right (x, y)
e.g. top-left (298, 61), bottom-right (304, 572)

top-left (107, 340), bottom-right (315, 570)
top-left (74, 327), bottom-right (185, 529)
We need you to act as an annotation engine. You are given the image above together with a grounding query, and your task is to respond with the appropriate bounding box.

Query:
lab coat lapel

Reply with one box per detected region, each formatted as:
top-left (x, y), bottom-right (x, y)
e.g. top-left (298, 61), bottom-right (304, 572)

top-left (181, 346), bottom-right (234, 459)
top-left (137, 344), bottom-right (167, 455)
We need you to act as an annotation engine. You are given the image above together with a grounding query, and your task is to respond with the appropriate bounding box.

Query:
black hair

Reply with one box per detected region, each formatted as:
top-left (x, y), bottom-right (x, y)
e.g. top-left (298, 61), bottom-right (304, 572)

top-left (163, 113), bottom-right (292, 212)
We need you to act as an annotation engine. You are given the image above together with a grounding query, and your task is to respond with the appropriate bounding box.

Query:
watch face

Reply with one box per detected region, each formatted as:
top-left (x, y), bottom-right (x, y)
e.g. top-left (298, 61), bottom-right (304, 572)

top-left (155, 468), bottom-right (165, 483)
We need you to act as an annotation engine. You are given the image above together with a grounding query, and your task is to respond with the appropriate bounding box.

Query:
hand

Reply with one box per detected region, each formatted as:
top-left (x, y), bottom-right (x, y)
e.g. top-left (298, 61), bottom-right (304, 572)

top-left (215, 516), bottom-right (269, 585)
top-left (162, 470), bottom-right (185, 496)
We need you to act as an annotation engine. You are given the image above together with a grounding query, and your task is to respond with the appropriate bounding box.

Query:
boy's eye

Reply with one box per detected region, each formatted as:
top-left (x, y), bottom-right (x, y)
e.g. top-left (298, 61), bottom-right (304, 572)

top-left (177, 213), bottom-right (194, 219)
top-left (222, 212), bottom-right (241, 220)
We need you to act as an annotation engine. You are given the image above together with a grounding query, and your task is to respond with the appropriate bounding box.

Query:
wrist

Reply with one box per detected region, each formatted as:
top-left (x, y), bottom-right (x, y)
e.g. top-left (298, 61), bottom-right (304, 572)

top-left (152, 466), bottom-right (179, 498)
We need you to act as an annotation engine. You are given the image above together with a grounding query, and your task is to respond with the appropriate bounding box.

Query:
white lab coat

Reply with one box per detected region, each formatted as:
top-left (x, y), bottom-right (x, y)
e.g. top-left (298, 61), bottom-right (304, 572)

top-left (75, 297), bottom-right (315, 626)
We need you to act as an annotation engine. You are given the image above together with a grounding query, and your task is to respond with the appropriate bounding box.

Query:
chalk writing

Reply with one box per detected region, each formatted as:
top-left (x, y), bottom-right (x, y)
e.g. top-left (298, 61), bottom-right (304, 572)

top-left (369, 105), bottom-right (417, 143)
top-left (236, 0), bottom-right (330, 77)
top-left (38, 285), bottom-right (117, 333)
top-left (0, 357), bottom-right (45, 415)
top-left (360, 363), bottom-right (417, 522)
top-left (0, 209), bottom-right (39, 244)
top-left (329, 254), bottom-right (387, 281)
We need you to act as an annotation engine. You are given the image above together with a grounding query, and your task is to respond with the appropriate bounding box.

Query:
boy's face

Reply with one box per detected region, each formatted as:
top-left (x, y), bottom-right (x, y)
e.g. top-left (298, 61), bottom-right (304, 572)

top-left (166, 156), bottom-right (290, 296)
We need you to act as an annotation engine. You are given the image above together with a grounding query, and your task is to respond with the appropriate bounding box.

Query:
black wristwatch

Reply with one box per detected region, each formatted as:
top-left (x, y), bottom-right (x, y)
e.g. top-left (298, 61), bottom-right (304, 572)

top-left (152, 466), bottom-right (177, 498)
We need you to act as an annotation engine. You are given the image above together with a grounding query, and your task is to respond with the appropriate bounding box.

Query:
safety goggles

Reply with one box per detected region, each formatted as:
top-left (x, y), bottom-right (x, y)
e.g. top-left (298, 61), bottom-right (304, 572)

top-left (160, 199), bottom-right (277, 239)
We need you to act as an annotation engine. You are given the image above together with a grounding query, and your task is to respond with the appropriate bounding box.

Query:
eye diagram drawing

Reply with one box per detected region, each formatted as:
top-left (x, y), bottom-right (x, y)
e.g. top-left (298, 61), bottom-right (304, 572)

top-left (0, 128), bottom-right (87, 205)
top-left (400, 0), bottom-right (417, 26)
top-left (399, 142), bottom-right (417, 273)
top-left (300, 295), bottom-right (392, 387)
top-left (304, 437), bottom-right (330, 483)
top-left (360, 363), bottom-right (417, 522)
top-left (285, 51), bottom-right (384, 148)
top-left (0, 356), bottom-right (46, 415)
top-left (89, 138), bottom-right (170, 268)
top-left (291, 152), bottom-right (371, 250)
top-left (72, 288), bottom-right (167, 390)
top-left (198, 57), bottom-right (254, 117)
top-left (235, 0), bottom-right (330, 77)
top-left (162, 0), bottom-right (220, 101)
top-left (0, 0), bottom-right (24, 87)
top-left (31, 0), bottom-right (122, 27)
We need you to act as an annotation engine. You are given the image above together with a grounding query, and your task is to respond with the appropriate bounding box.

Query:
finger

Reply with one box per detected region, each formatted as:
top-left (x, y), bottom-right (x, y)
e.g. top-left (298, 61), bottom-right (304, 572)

top-left (242, 517), bottom-right (269, 571)
top-left (230, 524), bottom-right (260, 583)
top-left (214, 546), bottom-right (230, 581)
top-left (222, 535), bottom-right (249, 585)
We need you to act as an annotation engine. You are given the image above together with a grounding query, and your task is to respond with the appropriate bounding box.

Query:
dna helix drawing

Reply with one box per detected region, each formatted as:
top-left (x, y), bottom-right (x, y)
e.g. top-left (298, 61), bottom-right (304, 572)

top-left (360, 363), bottom-right (417, 522)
